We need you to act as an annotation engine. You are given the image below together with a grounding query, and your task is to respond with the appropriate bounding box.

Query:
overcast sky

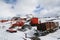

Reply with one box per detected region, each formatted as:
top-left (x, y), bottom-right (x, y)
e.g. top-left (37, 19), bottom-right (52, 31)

top-left (0, 0), bottom-right (60, 18)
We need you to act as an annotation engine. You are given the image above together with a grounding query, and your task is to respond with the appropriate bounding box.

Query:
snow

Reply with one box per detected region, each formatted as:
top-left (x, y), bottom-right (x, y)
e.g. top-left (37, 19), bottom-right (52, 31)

top-left (53, 20), bottom-right (60, 26)
top-left (0, 22), bottom-right (36, 40)
top-left (40, 29), bottom-right (60, 40)
top-left (0, 18), bottom-right (60, 40)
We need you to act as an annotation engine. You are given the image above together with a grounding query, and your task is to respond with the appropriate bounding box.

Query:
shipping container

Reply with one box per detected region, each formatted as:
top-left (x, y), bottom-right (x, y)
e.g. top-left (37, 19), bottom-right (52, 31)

top-left (30, 17), bottom-right (39, 26)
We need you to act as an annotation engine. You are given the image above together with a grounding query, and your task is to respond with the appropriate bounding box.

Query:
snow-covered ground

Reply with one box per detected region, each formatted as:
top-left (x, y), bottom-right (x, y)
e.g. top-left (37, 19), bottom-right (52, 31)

top-left (0, 22), bottom-right (36, 40)
top-left (0, 18), bottom-right (60, 40)
top-left (40, 29), bottom-right (60, 40)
